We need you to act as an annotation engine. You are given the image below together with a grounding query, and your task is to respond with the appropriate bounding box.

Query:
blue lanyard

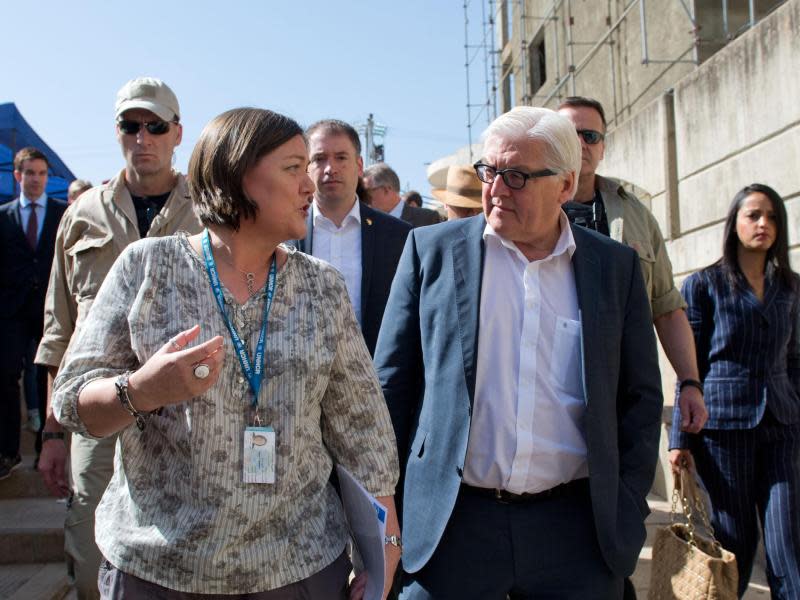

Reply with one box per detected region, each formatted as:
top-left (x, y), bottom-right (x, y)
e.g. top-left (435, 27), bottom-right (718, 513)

top-left (201, 229), bottom-right (277, 408)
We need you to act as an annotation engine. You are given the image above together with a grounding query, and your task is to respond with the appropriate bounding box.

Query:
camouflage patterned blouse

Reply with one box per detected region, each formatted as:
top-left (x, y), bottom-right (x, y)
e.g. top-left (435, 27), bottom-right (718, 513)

top-left (52, 233), bottom-right (399, 594)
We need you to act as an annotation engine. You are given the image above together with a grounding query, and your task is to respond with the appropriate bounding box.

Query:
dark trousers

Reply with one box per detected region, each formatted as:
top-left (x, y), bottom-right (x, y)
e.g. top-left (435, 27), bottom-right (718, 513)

top-left (400, 480), bottom-right (622, 599)
top-left (98, 552), bottom-right (352, 599)
top-left (690, 410), bottom-right (800, 599)
top-left (0, 310), bottom-right (46, 458)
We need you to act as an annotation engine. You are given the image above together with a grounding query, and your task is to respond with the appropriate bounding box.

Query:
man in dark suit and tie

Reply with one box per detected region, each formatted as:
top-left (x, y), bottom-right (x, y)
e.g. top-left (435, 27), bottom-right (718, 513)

top-left (297, 120), bottom-right (411, 356)
top-left (374, 107), bottom-right (664, 598)
top-left (363, 163), bottom-right (441, 227)
top-left (0, 147), bottom-right (67, 478)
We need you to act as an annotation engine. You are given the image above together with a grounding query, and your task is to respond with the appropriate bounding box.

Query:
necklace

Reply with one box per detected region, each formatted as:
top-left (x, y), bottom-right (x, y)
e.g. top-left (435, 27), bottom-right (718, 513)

top-left (218, 255), bottom-right (267, 297)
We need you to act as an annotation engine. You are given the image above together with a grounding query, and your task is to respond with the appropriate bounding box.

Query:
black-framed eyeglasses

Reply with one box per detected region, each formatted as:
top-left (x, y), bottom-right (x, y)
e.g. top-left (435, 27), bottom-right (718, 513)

top-left (117, 119), bottom-right (176, 136)
top-left (473, 162), bottom-right (556, 190)
top-left (576, 129), bottom-right (605, 145)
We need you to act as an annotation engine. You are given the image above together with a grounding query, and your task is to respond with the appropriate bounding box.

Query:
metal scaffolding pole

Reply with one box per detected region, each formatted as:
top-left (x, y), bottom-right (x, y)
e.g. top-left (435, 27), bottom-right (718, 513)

top-left (520, 0), bottom-right (530, 104)
top-left (464, 1), bottom-right (474, 161)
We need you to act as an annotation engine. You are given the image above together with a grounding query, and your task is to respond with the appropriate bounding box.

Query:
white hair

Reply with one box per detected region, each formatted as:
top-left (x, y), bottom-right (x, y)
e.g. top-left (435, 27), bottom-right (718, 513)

top-left (481, 106), bottom-right (581, 197)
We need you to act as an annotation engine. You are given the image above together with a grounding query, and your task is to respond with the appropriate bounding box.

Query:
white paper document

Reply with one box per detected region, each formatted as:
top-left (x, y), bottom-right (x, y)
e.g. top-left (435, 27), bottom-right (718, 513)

top-left (336, 465), bottom-right (387, 600)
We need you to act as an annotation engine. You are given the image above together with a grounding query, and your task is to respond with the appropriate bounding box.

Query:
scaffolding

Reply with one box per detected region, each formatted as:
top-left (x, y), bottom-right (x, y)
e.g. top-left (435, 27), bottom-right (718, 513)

top-left (463, 0), bottom-right (499, 162)
top-left (463, 0), bottom-right (787, 136)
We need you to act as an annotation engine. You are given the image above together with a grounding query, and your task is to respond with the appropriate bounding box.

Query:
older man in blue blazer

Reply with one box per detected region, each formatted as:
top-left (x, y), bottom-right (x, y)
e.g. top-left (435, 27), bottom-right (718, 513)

top-left (374, 107), bottom-right (663, 599)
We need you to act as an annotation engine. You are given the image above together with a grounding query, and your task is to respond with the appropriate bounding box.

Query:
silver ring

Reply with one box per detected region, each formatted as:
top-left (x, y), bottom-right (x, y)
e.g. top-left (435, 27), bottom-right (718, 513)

top-left (193, 364), bottom-right (210, 379)
top-left (171, 339), bottom-right (182, 351)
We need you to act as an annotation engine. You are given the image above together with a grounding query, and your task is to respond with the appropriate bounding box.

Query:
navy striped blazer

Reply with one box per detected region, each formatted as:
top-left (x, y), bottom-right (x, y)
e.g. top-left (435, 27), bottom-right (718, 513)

top-left (671, 263), bottom-right (800, 448)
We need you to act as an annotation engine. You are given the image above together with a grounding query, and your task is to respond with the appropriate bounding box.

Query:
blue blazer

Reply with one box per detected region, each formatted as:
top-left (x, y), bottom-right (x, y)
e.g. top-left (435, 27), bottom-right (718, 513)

top-left (671, 264), bottom-right (800, 448)
top-left (292, 202), bottom-right (411, 356)
top-left (374, 214), bottom-right (663, 577)
top-left (0, 197), bottom-right (68, 318)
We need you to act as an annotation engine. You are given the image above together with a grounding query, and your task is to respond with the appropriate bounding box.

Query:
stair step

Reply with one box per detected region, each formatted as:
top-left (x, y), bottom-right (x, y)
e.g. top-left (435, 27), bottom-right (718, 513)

top-left (0, 456), bottom-right (52, 500)
top-left (0, 499), bottom-right (66, 564)
top-left (0, 562), bottom-right (70, 600)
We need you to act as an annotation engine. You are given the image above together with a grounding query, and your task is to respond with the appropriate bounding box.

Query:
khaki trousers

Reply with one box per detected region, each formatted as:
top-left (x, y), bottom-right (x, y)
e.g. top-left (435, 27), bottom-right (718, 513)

top-left (66, 434), bottom-right (116, 600)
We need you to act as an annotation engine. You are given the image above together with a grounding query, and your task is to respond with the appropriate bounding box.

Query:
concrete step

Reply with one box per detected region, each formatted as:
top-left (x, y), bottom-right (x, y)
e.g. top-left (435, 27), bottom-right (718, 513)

top-left (0, 562), bottom-right (70, 600)
top-left (0, 455), bottom-right (52, 500)
top-left (0, 498), bottom-right (66, 564)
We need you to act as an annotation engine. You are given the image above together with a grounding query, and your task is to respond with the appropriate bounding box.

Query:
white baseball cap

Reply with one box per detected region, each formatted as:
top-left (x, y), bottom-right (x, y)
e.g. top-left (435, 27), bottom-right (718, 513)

top-left (115, 76), bottom-right (180, 122)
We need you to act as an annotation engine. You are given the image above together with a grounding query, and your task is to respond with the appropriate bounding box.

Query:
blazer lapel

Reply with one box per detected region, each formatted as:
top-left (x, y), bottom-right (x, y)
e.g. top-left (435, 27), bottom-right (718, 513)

top-left (359, 203), bottom-right (375, 317)
top-left (571, 226), bottom-right (601, 406)
top-left (11, 199), bottom-right (34, 253)
top-left (452, 215), bottom-right (486, 404)
top-left (11, 199), bottom-right (23, 231)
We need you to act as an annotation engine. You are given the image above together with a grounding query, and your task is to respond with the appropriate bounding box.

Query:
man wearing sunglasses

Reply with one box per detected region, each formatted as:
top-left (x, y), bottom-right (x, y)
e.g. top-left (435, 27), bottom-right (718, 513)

top-left (35, 76), bottom-right (202, 599)
top-left (375, 106), bottom-right (662, 598)
top-left (557, 97), bottom-right (707, 444)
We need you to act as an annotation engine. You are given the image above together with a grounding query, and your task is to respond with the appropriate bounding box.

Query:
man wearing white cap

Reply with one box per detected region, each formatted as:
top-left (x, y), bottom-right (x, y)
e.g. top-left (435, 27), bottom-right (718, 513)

top-left (432, 165), bottom-right (483, 220)
top-left (35, 76), bottom-right (202, 599)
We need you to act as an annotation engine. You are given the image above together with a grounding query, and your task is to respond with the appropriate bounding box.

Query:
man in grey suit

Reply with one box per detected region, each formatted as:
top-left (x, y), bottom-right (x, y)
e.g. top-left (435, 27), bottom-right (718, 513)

top-left (363, 163), bottom-right (441, 227)
top-left (374, 106), bottom-right (663, 599)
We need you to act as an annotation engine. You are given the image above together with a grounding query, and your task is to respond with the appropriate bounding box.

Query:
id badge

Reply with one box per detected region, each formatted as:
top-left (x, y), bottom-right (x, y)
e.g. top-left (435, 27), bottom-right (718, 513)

top-left (243, 426), bottom-right (275, 484)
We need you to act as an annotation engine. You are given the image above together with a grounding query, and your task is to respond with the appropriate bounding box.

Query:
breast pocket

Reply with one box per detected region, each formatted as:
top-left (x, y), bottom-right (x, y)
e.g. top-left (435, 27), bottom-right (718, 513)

top-left (66, 234), bottom-right (114, 302)
top-left (551, 316), bottom-right (584, 400)
top-left (629, 240), bottom-right (655, 296)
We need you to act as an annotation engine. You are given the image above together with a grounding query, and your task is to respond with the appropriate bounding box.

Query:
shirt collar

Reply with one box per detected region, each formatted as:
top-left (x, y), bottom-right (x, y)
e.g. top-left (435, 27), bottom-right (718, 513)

top-left (389, 199), bottom-right (405, 219)
top-left (19, 192), bottom-right (47, 209)
top-left (483, 211), bottom-right (576, 262)
top-left (312, 196), bottom-right (362, 228)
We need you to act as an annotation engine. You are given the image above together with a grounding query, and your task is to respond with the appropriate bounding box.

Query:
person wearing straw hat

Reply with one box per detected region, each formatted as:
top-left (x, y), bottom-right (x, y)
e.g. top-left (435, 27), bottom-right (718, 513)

top-left (431, 165), bottom-right (483, 221)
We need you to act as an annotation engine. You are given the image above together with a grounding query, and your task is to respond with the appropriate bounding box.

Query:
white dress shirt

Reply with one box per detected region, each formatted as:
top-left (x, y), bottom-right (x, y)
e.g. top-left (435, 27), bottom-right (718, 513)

top-left (463, 213), bottom-right (588, 494)
top-left (19, 193), bottom-right (48, 244)
top-left (311, 198), bottom-right (363, 323)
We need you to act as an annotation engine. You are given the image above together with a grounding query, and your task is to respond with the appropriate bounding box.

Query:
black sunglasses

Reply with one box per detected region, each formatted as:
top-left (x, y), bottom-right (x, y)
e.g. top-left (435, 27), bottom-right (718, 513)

top-left (473, 162), bottom-right (556, 190)
top-left (117, 119), bottom-right (175, 136)
top-left (576, 129), bottom-right (605, 145)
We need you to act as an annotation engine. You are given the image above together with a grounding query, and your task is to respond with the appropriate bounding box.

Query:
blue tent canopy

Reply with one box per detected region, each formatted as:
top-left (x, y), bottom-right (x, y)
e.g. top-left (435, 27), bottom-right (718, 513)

top-left (0, 102), bottom-right (76, 203)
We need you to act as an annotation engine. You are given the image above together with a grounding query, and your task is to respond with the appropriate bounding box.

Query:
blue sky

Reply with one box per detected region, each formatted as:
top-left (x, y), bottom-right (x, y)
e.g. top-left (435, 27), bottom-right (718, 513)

top-left (5, 1), bottom-right (494, 201)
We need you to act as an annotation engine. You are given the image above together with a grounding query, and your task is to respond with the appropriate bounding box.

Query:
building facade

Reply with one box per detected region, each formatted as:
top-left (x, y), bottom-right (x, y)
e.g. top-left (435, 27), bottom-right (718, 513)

top-left (429, 0), bottom-right (799, 495)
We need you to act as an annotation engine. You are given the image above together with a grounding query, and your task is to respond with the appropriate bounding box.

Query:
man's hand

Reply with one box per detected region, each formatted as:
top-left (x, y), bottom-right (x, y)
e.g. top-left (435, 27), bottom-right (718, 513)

top-left (38, 437), bottom-right (69, 497)
top-left (668, 449), bottom-right (694, 477)
top-left (677, 386), bottom-right (707, 433)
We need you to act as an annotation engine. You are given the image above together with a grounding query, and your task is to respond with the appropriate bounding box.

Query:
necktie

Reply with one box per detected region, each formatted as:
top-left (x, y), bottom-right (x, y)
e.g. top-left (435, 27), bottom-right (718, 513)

top-left (26, 203), bottom-right (38, 249)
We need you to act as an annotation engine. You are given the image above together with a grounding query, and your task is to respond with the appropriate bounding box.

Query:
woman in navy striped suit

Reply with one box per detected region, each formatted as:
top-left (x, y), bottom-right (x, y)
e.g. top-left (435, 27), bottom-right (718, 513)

top-left (669, 183), bottom-right (800, 598)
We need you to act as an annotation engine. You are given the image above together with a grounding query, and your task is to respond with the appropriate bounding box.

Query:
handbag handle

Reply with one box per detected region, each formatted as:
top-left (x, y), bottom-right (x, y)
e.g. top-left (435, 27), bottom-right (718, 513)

top-left (671, 466), bottom-right (724, 552)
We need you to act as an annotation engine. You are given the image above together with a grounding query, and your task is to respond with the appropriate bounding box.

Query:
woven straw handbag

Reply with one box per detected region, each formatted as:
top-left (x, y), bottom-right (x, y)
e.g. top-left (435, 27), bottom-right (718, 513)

top-left (648, 467), bottom-right (738, 600)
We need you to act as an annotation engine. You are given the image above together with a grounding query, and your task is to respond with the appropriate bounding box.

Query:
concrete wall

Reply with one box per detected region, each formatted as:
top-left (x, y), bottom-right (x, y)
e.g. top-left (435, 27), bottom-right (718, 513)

top-left (501, 0), bottom-right (698, 124)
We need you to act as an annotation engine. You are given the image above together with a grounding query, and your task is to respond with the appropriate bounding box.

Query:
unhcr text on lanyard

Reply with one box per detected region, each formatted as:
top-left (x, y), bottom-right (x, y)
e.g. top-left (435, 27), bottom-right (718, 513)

top-left (201, 229), bottom-right (277, 421)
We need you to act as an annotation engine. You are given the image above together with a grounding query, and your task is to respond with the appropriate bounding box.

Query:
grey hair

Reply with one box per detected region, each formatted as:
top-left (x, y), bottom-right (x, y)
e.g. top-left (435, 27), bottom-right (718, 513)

top-left (482, 106), bottom-right (581, 197)
top-left (68, 179), bottom-right (93, 197)
top-left (363, 163), bottom-right (401, 192)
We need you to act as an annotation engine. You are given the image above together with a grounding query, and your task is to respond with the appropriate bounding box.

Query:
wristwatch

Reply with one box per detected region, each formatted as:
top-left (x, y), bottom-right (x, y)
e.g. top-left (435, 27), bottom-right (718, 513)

top-left (385, 534), bottom-right (403, 554)
top-left (42, 431), bottom-right (65, 442)
top-left (679, 378), bottom-right (704, 395)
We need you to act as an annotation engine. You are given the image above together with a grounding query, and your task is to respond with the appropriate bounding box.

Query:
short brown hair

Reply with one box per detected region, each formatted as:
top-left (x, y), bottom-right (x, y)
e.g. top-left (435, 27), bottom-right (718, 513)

top-left (305, 119), bottom-right (361, 154)
top-left (188, 108), bottom-right (304, 230)
top-left (14, 147), bottom-right (49, 171)
top-left (557, 96), bottom-right (607, 130)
